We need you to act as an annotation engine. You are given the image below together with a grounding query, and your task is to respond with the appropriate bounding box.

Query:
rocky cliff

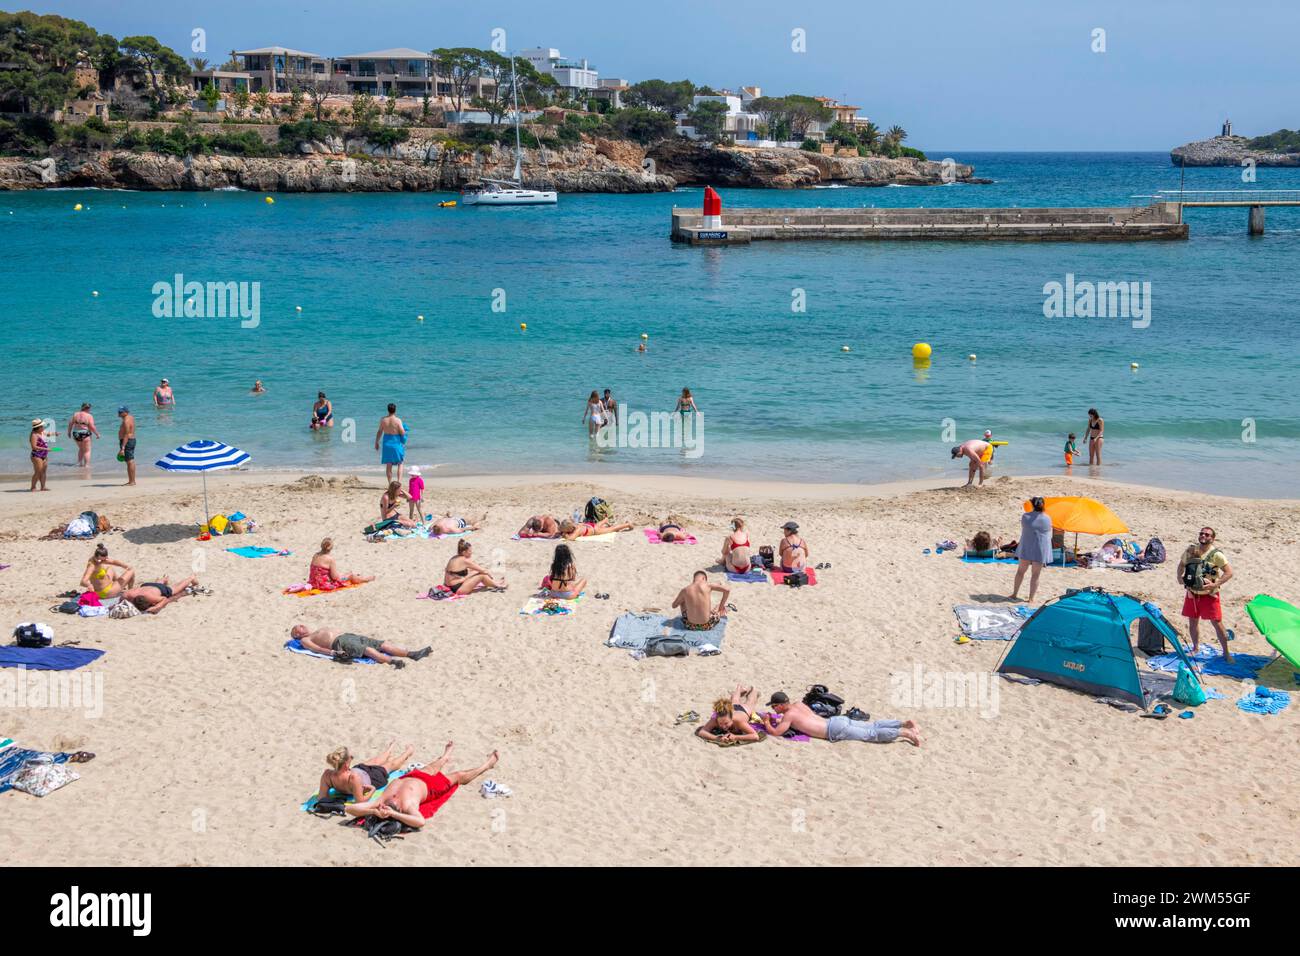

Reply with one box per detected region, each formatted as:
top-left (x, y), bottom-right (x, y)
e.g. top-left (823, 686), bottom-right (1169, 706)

top-left (0, 134), bottom-right (984, 192)
top-left (647, 139), bottom-right (986, 188)
top-left (1170, 134), bottom-right (1300, 167)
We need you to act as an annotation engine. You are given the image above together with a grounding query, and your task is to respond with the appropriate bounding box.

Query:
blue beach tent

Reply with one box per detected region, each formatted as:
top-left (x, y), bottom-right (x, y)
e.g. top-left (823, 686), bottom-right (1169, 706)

top-left (996, 587), bottom-right (1195, 707)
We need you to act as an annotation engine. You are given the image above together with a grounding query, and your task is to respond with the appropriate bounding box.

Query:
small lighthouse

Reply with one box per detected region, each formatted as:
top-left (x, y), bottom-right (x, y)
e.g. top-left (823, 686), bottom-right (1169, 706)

top-left (1221, 118), bottom-right (1233, 137)
top-left (702, 185), bottom-right (722, 230)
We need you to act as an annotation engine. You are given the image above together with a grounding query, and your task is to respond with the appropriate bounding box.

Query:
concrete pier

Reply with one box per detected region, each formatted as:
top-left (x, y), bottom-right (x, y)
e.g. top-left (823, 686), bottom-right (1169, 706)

top-left (671, 202), bottom-right (1189, 244)
top-left (1248, 205), bottom-right (1266, 235)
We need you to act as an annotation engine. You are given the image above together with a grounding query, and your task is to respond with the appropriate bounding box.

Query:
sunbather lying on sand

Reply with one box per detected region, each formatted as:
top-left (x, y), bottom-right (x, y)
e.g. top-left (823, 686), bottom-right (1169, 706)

top-left (760, 691), bottom-right (921, 746)
top-left (541, 544), bottom-right (586, 598)
top-left (656, 519), bottom-right (690, 542)
top-left (310, 538), bottom-right (375, 591)
top-left (517, 515), bottom-right (560, 538)
top-left (81, 543), bottom-right (134, 600)
top-left (290, 625), bottom-right (431, 666)
top-left (318, 743), bottom-right (415, 802)
top-left (122, 576), bottom-right (198, 614)
top-left (559, 517), bottom-right (634, 539)
top-left (345, 742), bottom-right (498, 829)
top-left (429, 512), bottom-right (486, 535)
top-left (672, 570), bottom-right (730, 631)
top-left (442, 539), bottom-right (506, 594)
top-left (696, 685), bottom-right (762, 745)
top-left (721, 517), bottom-right (753, 572)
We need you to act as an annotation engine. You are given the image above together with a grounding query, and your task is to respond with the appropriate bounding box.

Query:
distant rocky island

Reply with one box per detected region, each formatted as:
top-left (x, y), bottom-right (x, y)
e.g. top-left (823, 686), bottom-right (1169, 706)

top-left (1171, 120), bottom-right (1300, 167)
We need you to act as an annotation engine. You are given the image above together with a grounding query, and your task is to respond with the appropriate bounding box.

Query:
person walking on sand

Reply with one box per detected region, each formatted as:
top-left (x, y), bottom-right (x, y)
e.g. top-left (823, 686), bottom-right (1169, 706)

top-left (117, 406), bottom-right (137, 486)
top-left (951, 438), bottom-right (991, 487)
top-left (1086, 408), bottom-right (1104, 465)
top-left (68, 403), bottom-right (100, 468)
top-left (345, 742), bottom-right (499, 829)
top-left (153, 378), bottom-right (175, 409)
top-left (1177, 526), bottom-right (1234, 663)
top-left (760, 691), bottom-right (921, 746)
top-left (672, 570), bottom-right (731, 631)
top-left (28, 419), bottom-right (49, 491)
top-left (375, 403), bottom-right (406, 483)
top-left (1010, 496), bottom-right (1052, 603)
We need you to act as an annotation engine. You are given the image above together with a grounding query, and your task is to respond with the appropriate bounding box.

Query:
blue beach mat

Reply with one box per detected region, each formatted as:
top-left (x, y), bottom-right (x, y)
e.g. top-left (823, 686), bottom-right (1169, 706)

top-left (0, 646), bottom-right (105, 671)
top-left (0, 744), bottom-right (70, 793)
top-left (606, 612), bottom-right (727, 652)
top-left (226, 546), bottom-right (291, 558)
top-left (283, 639), bottom-right (377, 664)
top-left (1146, 646), bottom-right (1272, 680)
top-left (1237, 686), bottom-right (1290, 715)
top-left (726, 569), bottom-right (768, 583)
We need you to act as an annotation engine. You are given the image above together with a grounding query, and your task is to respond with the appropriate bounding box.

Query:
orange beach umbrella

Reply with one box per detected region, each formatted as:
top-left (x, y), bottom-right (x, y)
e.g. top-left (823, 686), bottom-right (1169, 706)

top-left (1023, 496), bottom-right (1128, 536)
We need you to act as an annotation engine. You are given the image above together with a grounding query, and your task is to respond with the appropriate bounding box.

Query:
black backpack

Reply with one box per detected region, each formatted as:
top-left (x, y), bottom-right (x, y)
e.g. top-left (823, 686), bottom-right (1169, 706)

top-left (14, 623), bottom-right (53, 648)
top-left (584, 497), bottom-right (612, 523)
top-left (803, 684), bottom-right (844, 718)
top-left (1144, 537), bottom-right (1167, 564)
top-left (1182, 548), bottom-right (1222, 591)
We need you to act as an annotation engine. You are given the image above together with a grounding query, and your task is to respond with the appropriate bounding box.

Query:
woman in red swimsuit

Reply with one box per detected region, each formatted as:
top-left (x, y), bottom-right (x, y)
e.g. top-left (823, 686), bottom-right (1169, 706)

top-left (308, 538), bottom-right (374, 591)
top-left (722, 517), bottom-right (752, 572)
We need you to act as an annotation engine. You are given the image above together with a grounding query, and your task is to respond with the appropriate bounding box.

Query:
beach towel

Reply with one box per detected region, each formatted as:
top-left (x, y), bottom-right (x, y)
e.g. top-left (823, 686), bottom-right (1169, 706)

top-left (769, 568), bottom-right (818, 586)
top-left (520, 593), bottom-right (583, 616)
top-left (284, 580), bottom-right (368, 598)
top-left (0, 646), bottom-right (105, 671)
top-left (1145, 645), bottom-right (1272, 680)
top-left (301, 766), bottom-right (411, 811)
top-left (371, 525), bottom-right (471, 542)
top-left (748, 713), bottom-right (810, 742)
top-left (226, 546), bottom-right (291, 558)
top-left (283, 638), bottom-right (377, 664)
top-left (726, 568), bottom-right (768, 583)
top-left (570, 532), bottom-right (619, 544)
top-left (1236, 686), bottom-right (1291, 715)
top-left (606, 612), bottom-right (728, 653)
top-left (417, 583), bottom-right (488, 603)
top-left (959, 554), bottom-right (1020, 565)
top-left (952, 604), bottom-right (1032, 641)
top-left (0, 745), bottom-right (70, 794)
top-left (643, 528), bottom-right (697, 545)
top-left (511, 533), bottom-right (557, 541)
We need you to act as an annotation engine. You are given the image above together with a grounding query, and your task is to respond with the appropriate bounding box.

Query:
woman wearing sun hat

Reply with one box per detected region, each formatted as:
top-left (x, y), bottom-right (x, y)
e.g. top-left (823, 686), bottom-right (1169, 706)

top-left (29, 419), bottom-right (49, 491)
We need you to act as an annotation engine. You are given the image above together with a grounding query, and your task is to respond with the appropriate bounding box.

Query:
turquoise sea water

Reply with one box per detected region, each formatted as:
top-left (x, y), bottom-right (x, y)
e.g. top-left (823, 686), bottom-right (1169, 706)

top-left (2, 151), bottom-right (1298, 496)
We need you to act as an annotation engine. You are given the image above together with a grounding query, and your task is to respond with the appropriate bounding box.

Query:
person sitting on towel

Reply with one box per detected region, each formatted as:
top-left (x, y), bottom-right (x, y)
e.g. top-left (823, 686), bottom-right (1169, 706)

top-left (345, 741), bottom-right (498, 829)
top-left (291, 625), bottom-right (430, 666)
top-left (721, 517), bottom-right (753, 572)
top-left (122, 575), bottom-right (198, 614)
top-left (442, 539), bottom-right (507, 595)
top-left (760, 691), bottom-right (921, 747)
top-left (542, 544), bottom-right (586, 598)
top-left (430, 511), bottom-right (486, 536)
top-left (517, 515), bottom-right (561, 538)
top-left (778, 521), bottom-right (810, 573)
top-left (672, 570), bottom-right (730, 631)
top-left (379, 482), bottom-right (417, 528)
top-left (309, 538), bottom-right (374, 591)
top-left (318, 743), bottom-right (415, 802)
top-left (696, 686), bottom-right (762, 745)
top-left (559, 517), bottom-right (634, 540)
top-left (964, 530), bottom-right (1013, 559)
top-left (81, 543), bottom-right (135, 600)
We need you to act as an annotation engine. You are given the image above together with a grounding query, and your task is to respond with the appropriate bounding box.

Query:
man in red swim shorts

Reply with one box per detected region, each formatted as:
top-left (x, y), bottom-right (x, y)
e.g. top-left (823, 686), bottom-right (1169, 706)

top-left (345, 742), bottom-right (499, 829)
top-left (1176, 526), bottom-right (1234, 663)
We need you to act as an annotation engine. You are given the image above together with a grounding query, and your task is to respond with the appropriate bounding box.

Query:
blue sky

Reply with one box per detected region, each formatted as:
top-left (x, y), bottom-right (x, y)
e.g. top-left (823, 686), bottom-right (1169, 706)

top-left (24, 0), bottom-right (1299, 149)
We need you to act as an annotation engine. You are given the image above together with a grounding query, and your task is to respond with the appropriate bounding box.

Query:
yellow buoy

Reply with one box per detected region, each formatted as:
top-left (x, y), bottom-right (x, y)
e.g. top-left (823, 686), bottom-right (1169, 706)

top-left (968, 353), bottom-right (977, 361)
top-left (1130, 362), bottom-right (1140, 370)
top-left (912, 342), bottom-right (932, 360)
top-left (73, 203), bottom-right (83, 211)
top-left (640, 333), bottom-right (649, 340)
top-left (520, 323), bottom-right (527, 331)
top-left (417, 314), bottom-right (424, 322)
top-left (264, 196), bottom-right (275, 204)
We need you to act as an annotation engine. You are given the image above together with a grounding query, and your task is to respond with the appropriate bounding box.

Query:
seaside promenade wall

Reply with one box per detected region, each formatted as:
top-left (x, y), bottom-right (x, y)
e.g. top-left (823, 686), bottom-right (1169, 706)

top-left (671, 202), bottom-right (1189, 243)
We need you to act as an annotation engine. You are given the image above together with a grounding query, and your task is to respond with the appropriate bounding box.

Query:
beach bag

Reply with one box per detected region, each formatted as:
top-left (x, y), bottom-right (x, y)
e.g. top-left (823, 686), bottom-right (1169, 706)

top-left (784, 571), bottom-right (809, 588)
top-left (1181, 548), bottom-right (1221, 591)
top-left (1172, 665), bottom-right (1207, 706)
top-left (54, 600), bottom-right (81, 615)
top-left (63, 511), bottom-right (97, 539)
top-left (109, 600), bottom-right (141, 619)
top-left (803, 684), bottom-right (844, 718)
top-left (312, 798), bottom-right (348, 816)
top-left (1136, 618), bottom-right (1167, 656)
top-left (757, 546), bottom-right (775, 568)
top-left (1144, 537), bottom-right (1166, 564)
top-left (584, 497), bottom-right (612, 523)
top-left (363, 518), bottom-right (398, 536)
top-left (208, 514), bottom-right (229, 536)
top-left (11, 759), bottom-right (79, 797)
top-left (644, 636), bottom-right (690, 657)
top-left (13, 622), bottom-right (53, 647)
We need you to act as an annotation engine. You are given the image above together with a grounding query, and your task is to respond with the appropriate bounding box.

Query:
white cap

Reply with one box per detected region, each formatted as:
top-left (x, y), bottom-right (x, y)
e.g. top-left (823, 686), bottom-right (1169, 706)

top-left (409, 465), bottom-right (422, 476)
top-left (983, 429), bottom-right (992, 438)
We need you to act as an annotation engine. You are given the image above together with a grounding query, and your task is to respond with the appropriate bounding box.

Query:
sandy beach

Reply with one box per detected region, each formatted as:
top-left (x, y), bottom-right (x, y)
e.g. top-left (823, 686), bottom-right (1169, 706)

top-left (1, 468), bottom-right (1297, 866)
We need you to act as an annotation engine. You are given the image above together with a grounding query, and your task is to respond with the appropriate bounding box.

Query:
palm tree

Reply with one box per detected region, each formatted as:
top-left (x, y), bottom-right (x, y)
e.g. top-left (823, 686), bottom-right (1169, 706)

top-left (859, 121), bottom-right (881, 153)
top-left (189, 57), bottom-right (209, 73)
top-left (887, 124), bottom-right (907, 144)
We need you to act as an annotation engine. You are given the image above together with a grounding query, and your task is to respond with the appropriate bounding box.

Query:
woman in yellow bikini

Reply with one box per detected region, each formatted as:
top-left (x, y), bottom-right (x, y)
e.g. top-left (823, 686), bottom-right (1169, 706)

top-left (80, 544), bottom-right (135, 600)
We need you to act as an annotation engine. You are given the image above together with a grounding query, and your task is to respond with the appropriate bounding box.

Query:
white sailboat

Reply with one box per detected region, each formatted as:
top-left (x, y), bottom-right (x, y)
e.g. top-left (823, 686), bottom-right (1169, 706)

top-left (461, 55), bottom-right (557, 206)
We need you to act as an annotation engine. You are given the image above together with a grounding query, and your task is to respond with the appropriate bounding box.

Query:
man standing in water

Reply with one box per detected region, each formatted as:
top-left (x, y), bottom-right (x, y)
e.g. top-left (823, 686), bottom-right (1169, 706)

top-left (68, 403), bottom-right (100, 468)
top-left (375, 403), bottom-right (407, 484)
top-left (117, 406), bottom-right (137, 486)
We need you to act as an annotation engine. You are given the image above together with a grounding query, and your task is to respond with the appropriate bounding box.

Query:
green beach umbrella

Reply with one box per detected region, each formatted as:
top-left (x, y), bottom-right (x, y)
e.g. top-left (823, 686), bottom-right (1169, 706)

top-left (1245, 594), bottom-right (1300, 670)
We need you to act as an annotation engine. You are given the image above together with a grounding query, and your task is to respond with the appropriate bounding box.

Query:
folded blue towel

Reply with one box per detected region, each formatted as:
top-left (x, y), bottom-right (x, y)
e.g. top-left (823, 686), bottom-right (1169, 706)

top-left (1236, 686), bottom-right (1291, 715)
top-left (0, 646), bottom-right (105, 671)
top-left (226, 546), bottom-right (289, 558)
top-left (726, 569), bottom-right (767, 583)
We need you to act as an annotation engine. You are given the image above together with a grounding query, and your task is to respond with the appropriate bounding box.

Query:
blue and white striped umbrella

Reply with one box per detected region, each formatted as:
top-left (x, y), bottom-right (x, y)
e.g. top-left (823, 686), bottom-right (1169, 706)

top-left (155, 440), bottom-right (250, 530)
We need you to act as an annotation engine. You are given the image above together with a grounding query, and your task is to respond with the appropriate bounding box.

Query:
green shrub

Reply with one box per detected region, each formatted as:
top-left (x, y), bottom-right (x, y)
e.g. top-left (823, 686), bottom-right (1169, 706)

top-left (800, 138), bottom-right (820, 151)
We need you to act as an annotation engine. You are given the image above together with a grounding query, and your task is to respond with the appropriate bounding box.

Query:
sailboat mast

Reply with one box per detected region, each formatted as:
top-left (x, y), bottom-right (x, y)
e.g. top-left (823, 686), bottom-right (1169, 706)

top-left (511, 54), bottom-right (523, 183)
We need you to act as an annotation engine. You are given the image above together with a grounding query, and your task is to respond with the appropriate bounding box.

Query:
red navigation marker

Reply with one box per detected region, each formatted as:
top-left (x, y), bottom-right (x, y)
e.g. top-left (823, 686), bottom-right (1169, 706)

top-left (703, 186), bottom-right (721, 216)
